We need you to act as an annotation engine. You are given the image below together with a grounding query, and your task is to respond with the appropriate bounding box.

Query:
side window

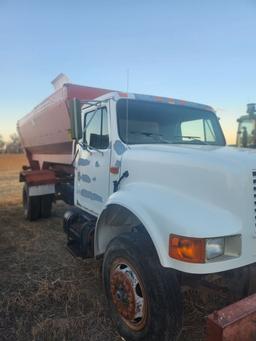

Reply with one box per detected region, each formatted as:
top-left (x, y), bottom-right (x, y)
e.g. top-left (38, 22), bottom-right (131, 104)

top-left (84, 108), bottom-right (109, 149)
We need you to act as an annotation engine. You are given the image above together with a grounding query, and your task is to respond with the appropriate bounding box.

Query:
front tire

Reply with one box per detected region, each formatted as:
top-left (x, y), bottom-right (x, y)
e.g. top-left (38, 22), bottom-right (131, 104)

top-left (103, 232), bottom-right (183, 341)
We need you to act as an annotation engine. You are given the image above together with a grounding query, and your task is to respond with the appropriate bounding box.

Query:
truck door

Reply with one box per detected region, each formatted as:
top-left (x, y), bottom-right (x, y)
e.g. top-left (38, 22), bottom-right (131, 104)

top-left (75, 105), bottom-right (110, 216)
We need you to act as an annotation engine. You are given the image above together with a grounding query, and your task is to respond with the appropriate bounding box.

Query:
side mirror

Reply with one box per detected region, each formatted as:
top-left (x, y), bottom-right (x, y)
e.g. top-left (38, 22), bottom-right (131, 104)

top-left (69, 98), bottom-right (82, 140)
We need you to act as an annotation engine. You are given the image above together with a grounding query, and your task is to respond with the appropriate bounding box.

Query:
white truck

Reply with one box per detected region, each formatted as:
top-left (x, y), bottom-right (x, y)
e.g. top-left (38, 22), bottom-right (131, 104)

top-left (17, 83), bottom-right (256, 341)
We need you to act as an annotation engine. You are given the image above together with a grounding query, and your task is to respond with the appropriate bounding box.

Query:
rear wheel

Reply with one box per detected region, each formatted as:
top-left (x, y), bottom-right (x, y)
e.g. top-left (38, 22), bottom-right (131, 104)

top-left (103, 232), bottom-right (183, 341)
top-left (22, 184), bottom-right (41, 221)
top-left (41, 195), bottom-right (52, 218)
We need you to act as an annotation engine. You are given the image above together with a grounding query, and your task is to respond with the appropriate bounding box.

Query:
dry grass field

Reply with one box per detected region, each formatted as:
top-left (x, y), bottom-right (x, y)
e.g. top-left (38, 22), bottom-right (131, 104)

top-left (0, 154), bottom-right (27, 205)
top-left (0, 154), bottom-right (236, 341)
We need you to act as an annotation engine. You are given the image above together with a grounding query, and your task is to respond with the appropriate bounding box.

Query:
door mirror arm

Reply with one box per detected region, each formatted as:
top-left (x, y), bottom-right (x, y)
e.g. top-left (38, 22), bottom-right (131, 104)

top-left (88, 145), bottom-right (104, 155)
top-left (78, 141), bottom-right (88, 150)
top-left (79, 140), bottom-right (103, 155)
top-left (69, 98), bottom-right (82, 140)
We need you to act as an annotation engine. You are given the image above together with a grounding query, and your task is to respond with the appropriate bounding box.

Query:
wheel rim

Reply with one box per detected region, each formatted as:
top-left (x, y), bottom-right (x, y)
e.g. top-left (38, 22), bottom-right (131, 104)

top-left (110, 258), bottom-right (148, 331)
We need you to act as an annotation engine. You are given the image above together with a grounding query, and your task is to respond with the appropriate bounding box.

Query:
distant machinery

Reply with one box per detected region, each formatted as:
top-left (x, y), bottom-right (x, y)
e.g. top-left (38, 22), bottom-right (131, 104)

top-left (236, 103), bottom-right (256, 148)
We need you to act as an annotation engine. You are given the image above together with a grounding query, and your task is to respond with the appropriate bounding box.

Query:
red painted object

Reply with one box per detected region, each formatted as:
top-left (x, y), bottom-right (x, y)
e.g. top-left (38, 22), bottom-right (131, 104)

top-left (17, 83), bottom-right (113, 171)
top-left (207, 293), bottom-right (256, 341)
top-left (109, 166), bottom-right (120, 174)
top-left (20, 170), bottom-right (56, 186)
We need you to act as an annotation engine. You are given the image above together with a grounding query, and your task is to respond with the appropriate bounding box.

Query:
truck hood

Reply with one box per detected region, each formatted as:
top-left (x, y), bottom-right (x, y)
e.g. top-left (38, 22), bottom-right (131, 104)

top-left (122, 144), bottom-right (256, 183)
top-left (120, 144), bottom-right (256, 231)
top-left (108, 143), bottom-right (256, 272)
top-left (125, 144), bottom-right (256, 169)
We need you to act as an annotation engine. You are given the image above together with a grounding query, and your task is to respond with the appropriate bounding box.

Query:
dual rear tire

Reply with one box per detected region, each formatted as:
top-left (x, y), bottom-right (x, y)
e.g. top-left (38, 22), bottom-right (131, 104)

top-left (22, 184), bottom-right (53, 221)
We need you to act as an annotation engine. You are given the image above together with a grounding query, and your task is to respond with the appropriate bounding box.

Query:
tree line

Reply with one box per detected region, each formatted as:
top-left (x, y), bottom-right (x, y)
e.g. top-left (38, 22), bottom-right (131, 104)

top-left (0, 133), bottom-right (23, 153)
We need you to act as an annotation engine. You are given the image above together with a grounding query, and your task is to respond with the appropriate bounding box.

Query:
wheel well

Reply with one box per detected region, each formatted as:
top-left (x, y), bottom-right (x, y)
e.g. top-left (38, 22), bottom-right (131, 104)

top-left (95, 204), bottom-right (155, 257)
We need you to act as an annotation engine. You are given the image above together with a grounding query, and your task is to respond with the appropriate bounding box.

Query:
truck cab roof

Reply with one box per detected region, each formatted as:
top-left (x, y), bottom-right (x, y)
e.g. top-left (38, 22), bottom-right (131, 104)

top-left (82, 90), bottom-right (215, 114)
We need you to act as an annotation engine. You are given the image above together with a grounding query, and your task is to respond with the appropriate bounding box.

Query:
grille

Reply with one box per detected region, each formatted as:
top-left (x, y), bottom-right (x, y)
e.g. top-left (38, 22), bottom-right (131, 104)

top-left (253, 171), bottom-right (256, 222)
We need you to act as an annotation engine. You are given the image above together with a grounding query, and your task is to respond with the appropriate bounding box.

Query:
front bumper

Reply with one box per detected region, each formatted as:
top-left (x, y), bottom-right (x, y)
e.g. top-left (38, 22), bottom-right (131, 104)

top-left (180, 263), bottom-right (256, 298)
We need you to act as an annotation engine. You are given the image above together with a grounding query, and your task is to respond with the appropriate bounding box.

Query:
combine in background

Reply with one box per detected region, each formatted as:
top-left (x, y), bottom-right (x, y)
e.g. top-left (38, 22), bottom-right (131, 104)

top-left (237, 103), bottom-right (256, 148)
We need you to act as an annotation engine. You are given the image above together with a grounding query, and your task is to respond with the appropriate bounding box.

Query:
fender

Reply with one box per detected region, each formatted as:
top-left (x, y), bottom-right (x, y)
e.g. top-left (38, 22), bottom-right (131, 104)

top-left (95, 182), bottom-right (241, 274)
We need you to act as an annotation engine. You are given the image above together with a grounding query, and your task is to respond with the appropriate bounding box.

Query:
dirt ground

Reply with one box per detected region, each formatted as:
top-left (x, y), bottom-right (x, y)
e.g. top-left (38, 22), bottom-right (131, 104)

top-left (0, 154), bottom-right (236, 341)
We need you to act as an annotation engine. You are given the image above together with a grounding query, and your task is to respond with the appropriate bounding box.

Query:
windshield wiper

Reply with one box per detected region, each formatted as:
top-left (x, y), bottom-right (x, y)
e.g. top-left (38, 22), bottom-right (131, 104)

top-left (130, 131), bottom-right (170, 143)
top-left (175, 135), bottom-right (200, 139)
top-left (129, 132), bottom-right (207, 145)
top-left (174, 136), bottom-right (207, 145)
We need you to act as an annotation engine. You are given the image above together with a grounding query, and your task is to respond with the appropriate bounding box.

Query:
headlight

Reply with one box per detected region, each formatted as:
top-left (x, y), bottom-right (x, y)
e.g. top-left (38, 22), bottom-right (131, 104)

top-left (206, 238), bottom-right (225, 260)
top-left (169, 234), bottom-right (241, 263)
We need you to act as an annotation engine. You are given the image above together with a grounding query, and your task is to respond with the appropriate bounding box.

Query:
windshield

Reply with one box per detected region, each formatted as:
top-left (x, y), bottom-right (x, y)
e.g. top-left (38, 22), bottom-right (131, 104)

top-left (117, 99), bottom-right (225, 146)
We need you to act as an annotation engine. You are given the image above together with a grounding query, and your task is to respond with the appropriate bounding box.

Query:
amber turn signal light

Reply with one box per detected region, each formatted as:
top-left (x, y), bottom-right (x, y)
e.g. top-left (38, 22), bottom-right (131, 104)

top-left (169, 235), bottom-right (206, 263)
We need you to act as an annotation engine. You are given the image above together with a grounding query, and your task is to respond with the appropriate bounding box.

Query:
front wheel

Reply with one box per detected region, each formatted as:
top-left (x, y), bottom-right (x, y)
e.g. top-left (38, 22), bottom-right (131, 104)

top-left (102, 232), bottom-right (183, 341)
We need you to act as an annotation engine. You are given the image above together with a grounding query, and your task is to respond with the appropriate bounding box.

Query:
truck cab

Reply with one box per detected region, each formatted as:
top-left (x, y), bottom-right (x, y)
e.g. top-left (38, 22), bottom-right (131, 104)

top-left (71, 92), bottom-right (256, 273)
top-left (65, 92), bottom-right (256, 340)
top-left (75, 91), bottom-right (225, 219)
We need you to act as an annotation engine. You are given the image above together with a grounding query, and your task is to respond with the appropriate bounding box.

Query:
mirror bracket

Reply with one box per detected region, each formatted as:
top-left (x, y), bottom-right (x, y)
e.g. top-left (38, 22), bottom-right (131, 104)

top-left (69, 98), bottom-right (82, 140)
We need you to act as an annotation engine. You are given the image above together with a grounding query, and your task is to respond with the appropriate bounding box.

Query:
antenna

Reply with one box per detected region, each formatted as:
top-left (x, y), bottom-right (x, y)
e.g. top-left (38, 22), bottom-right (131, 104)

top-left (125, 68), bottom-right (130, 144)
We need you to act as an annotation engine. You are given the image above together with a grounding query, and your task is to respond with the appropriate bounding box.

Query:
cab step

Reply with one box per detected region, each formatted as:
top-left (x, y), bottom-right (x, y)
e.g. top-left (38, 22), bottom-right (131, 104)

top-left (66, 240), bottom-right (83, 258)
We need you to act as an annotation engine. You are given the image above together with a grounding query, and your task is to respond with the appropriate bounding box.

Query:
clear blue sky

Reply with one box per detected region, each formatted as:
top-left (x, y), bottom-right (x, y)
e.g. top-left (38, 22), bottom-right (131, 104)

top-left (0, 0), bottom-right (255, 143)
